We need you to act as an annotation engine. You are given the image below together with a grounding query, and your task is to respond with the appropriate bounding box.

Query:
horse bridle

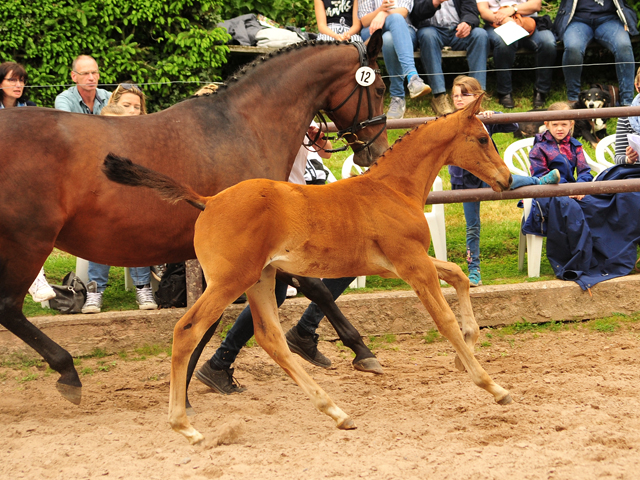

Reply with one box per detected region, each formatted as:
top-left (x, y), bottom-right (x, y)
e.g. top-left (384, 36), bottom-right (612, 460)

top-left (309, 41), bottom-right (387, 154)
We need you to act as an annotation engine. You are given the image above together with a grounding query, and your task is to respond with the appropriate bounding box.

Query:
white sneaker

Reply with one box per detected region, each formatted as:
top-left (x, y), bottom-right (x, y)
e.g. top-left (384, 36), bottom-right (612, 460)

top-left (136, 284), bottom-right (158, 310)
top-left (286, 285), bottom-right (298, 297)
top-left (29, 268), bottom-right (56, 303)
top-left (407, 75), bottom-right (432, 99)
top-left (387, 97), bottom-right (406, 120)
top-left (82, 281), bottom-right (103, 314)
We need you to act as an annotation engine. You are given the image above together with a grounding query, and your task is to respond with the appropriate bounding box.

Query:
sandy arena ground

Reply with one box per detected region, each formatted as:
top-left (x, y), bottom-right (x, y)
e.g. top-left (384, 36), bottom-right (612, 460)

top-left (1, 322), bottom-right (639, 480)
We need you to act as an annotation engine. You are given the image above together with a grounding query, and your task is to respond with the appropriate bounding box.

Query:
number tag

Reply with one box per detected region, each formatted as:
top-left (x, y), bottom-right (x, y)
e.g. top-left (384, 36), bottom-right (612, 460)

top-left (355, 66), bottom-right (376, 87)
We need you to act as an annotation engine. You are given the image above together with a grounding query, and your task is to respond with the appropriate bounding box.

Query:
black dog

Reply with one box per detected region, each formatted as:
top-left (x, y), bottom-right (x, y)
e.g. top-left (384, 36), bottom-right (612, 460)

top-left (572, 85), bottom-right (612, 148)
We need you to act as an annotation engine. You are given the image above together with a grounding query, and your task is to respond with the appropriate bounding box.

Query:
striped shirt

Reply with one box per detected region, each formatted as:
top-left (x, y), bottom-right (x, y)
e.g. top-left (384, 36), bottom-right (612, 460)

top-left (614, 116), bottom-right (635, 164)
top-left (358, 0), bottom-right (416, 29)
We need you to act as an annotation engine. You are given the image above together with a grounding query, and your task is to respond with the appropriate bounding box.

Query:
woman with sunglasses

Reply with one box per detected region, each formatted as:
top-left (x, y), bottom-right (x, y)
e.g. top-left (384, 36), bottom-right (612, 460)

top-left (1, 62), bottom-right (56, 302)
top-left (449, 75), bottom-right (559, 287)
top-left (81, 82), bottom-right (159, 313)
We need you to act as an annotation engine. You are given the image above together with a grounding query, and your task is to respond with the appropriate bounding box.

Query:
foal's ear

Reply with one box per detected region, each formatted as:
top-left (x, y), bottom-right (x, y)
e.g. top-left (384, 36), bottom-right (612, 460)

top-left (366, 30), bottom-right (383, 62)
top-left (465, 94), bottom-right (485, 118)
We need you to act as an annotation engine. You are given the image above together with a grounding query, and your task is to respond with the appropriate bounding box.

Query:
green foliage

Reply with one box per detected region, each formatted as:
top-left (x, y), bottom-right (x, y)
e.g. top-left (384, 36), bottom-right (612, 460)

top-left (0, 0), bottom-right (230, 111)
top-left (220, 0), bottom-right (315, 29)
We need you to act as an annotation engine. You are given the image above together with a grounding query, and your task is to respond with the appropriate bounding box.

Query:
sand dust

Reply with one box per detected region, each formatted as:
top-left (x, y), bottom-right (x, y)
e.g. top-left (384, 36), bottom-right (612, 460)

top-left (1, 322), bottom-right (639, 479)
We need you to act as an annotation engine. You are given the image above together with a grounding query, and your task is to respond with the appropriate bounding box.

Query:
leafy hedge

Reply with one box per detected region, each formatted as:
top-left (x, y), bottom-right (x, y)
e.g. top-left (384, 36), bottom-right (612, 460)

top-left (0, 0), bottom-right (231, 111)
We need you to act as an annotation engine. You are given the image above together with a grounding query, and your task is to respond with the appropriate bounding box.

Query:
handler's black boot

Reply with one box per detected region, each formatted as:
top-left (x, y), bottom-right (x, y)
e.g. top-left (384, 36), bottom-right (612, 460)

top-left (195, 362), bottom-right (246, 395)
top-left (285, 325), bottom-right (332, 368)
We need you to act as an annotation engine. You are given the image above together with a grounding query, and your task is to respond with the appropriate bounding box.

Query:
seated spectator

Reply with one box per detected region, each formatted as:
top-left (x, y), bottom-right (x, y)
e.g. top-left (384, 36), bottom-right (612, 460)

top-left (554, 0), bottom-right (637, 107)
top-left (55, 55), bottom-right (111, 114)
top-left (614, 69), bottom-right (640, 164)
top-left (529, 101), bottom-right (593, 199)
top-left (358, 0), bottom-right (432, 119)
top-left (478, 0), bottom-right (556, 109)
top-left (81, 83), bottom-right (157, 314)
top-left (411, 0), bottom-right (488, 115)
top-left (315, 0), bottom-right (363, 42)
top-left (0, 61), bottom-right (56, 303)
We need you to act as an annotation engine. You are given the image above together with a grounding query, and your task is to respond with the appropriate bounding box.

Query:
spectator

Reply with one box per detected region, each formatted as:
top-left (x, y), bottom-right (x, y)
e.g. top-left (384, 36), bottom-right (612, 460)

top-left (411, 0), bottom-right (488, 115)
top-left (358, 0), bottom-right (432, 119)
top-left (529, 101), bottom-right (593, 199)
top-left (315, 0), bottom-right (363, 42)
top-left (0, 61), bottom-right (56, 303)
top-left (195, 125), bottom-right (359, 394)
top-left (80, 83), bottom-right (158, 314)
top-left (615, 68), bottom-right (640, 164)
top-left (554, 0), bottom-right (637, 107)
top-left (55, 55), bottom-right (111, 114)
top-left (477, 0), bottom-right (556, 109)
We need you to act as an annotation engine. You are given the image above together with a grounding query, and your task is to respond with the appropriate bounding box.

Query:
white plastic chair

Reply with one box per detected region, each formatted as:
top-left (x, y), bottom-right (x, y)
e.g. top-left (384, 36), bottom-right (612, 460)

top-left (595, 134), bottom-right (616, 167)
top-left (503, 138), bottom-right (543, 277)
top-left (341, 154), bottom-right (447, 287)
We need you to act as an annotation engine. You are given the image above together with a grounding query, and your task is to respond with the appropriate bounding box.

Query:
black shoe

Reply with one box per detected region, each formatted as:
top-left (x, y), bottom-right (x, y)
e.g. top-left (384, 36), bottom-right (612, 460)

top-left (498, 93), bottom-right (515, 109)
top-left (533, 91), bottom-right (546, 109)
top-left (195, 362), bottom-right (246, 395)
top-left (285, 326), bottom-right (332, 368)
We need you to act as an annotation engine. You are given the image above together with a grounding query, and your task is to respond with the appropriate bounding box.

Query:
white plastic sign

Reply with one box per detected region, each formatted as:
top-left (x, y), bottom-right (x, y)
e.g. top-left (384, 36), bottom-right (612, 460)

top-left (355, 66), bottom-right (376, 87)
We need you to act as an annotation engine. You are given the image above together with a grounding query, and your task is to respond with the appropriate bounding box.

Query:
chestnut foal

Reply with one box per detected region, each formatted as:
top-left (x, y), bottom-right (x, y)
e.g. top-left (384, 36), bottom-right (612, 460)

top-left (104, 96), bottom-right (513, 444)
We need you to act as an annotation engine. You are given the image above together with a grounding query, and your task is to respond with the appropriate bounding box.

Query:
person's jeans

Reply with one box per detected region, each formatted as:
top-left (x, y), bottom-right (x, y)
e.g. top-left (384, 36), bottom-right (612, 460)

top-left (486, 26), bottom-right (556, 95)
top-left (87, 262), bottom-right (151, 292)
top-left (462, 201), bottom-right (481, 272)
top-left (417, 26), bottom-right (488, 94)
top-left (361, 14), bottom-right (418, 99)
top-left (296, 277), bottom-right (356, 335)
top-left (510, 174), bottom-right (539, 190)
top-left (210, 279), bottom-right (289, 370)
top-left (562, 15), bottom-right (635, 105)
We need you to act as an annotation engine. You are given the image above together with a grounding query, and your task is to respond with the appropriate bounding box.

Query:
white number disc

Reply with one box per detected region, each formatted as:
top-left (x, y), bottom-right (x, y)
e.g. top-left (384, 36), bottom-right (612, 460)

top-left (355, 66), bottom-right (376, 87)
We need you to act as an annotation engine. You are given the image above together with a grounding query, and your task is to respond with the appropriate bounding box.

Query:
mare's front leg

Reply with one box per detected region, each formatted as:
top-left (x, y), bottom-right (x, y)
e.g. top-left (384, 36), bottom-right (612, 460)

top-left (432, 258), bottom-right (479, 371)
top-left (248, 266), bottom-right (355, 429)
top-left (396, 251), bottom-right (511, 405)
top-left (0, 256), bottom-right (81, 404)
top-left (169, 285), bottom-right (246, 444)
top-left (277, 272), bottom-right (382, 374)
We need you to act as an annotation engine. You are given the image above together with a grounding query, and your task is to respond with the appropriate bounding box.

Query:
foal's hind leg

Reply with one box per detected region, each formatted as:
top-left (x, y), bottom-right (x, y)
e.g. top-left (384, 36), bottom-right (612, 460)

top-left (277, 272), bottom-right (382, 374)
top-left (248, 266), bottom-right (355, 429)
top-left (432, 258), bottom-right (479, 371)
top-left (397, 252), bottom-right (511, 405)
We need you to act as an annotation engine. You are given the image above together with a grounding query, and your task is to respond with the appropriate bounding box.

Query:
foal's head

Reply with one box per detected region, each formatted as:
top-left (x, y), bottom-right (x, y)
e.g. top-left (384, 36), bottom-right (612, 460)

top-left (446, 96), bottom-right (512, 192)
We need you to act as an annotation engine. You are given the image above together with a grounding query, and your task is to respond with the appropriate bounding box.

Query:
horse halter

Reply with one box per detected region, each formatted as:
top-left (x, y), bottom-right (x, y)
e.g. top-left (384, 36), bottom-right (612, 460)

top-left (314, 41), bottom-right (387, 153)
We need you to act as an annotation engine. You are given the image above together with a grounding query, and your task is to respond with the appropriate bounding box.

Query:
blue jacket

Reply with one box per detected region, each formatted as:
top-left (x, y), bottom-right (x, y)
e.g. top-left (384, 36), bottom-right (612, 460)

top-left (553, 0), bottom-right (638, 39)
top-left (523, 163), bottom-right (640, 290)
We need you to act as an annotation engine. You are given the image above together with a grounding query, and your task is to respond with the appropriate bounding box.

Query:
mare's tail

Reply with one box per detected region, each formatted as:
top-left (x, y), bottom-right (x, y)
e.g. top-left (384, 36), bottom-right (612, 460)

top-left (102, 153), bottom-right (207, 211)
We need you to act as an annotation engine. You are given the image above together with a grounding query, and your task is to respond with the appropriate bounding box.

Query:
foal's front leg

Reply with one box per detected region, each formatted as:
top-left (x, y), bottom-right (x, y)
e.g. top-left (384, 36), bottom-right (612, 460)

top-left (247, 266), bottom-right (355, 429)
top-left (432, 258), bottom-right (479, 371)
top-left (397, 252), bottom-right (512, 405)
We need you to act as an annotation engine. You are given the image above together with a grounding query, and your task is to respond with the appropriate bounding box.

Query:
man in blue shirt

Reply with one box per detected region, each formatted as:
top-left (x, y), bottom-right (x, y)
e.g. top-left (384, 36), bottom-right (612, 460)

top-left (54, 55), bottom-right (111, 114)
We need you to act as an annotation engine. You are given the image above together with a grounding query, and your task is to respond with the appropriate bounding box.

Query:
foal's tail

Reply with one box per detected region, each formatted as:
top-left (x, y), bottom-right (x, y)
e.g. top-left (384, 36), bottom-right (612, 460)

top-left (102, 153), bottom-right (207, 211)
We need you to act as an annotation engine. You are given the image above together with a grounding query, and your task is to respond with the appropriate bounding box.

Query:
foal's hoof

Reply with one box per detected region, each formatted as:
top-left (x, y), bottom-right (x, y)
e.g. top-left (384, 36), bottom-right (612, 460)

top-left (337, 417), bottom-right (357, 430)
top-left (454, 355), bottom-right (466, 372)
top-left (56, 382), bottom-right (82, 405)
top-left (353, 357), bottom-right (384, 375)
top-left (497, 393), bottom-right (513, 405)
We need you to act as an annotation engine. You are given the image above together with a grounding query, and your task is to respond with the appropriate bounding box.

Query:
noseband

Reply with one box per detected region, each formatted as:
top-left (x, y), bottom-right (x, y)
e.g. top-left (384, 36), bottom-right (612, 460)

top-left (311, 41), bottom-right (387, 154)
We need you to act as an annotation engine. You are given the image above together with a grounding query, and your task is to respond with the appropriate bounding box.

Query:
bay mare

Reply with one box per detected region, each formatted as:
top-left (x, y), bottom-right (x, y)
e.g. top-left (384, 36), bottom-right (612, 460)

top-left (103, 96), bottom-right (514, 444)
top-left (0, 33), bottom-right (388, 405)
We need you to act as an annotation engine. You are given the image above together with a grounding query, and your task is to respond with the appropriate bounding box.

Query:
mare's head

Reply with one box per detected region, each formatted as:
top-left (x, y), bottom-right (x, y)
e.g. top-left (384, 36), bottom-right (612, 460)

top-left (446, 96), bottom-right (512, 191)
top-left (323, 30), bottom-right (388, 167)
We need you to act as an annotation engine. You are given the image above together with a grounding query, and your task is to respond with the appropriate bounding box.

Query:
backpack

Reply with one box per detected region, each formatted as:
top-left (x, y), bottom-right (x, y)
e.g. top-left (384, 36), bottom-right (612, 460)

top-left (154, 262), bottom-right (187, 308)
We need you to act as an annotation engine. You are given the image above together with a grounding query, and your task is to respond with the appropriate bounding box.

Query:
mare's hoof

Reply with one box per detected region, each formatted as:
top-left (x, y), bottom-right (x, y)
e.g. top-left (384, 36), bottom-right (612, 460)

top-left (353, 357), bottom-right (384, 375)
top-left (337, 417), bottom-right (357, 430)
top-left (56, 382), bottom-right (82, 405)
top-left (497, 394), bottom-right (513, 405)
top-left (454, 355), bottom-right (466, 372)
